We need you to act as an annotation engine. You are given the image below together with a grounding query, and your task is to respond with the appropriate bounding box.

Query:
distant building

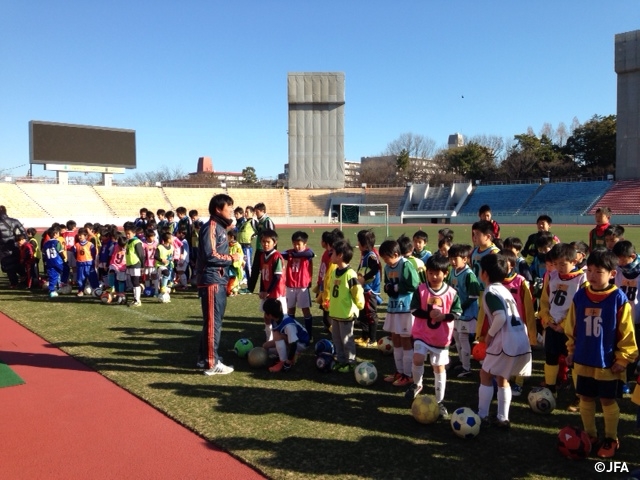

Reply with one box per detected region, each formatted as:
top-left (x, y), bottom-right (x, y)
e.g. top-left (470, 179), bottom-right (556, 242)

top-left (344, 161), bottom-right (361, 187)
top-left (163, 156), bottom-right (244, 187)
top-left (448, 133), bottom-right (464, 149)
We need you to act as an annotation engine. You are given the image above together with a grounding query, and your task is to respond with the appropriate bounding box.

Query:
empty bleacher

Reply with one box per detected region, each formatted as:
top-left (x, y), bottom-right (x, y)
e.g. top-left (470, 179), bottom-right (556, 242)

top-left (0, 183), bottom-right (48, 219)
top-left (226, 188), bottom-right (288, 216)
top-left (94, 186), bottom-right (172, 219)
top-left (17, 184), bottom-right (114, 219)
top-left (520, 180), bottom-right (613, 215)
top-left (588, 179), bottom-right (640, 215)
top-left (418, 185), bottom-right (450, 211)
top-left (162, 187), bottom-right (219, 215)
top-left (289, 189), bottom-right (332, 217)
top-left (459, 184), bottom-right (540, 215)
top-left (363, 187), bottom-right (406, 214)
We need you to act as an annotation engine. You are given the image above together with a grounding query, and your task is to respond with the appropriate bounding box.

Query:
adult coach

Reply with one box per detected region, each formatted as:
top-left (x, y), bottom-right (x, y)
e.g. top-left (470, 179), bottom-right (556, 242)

top-left (195, 194), bottom-right (242, 375)
top-left (0, 206), bottom-right (26, 288)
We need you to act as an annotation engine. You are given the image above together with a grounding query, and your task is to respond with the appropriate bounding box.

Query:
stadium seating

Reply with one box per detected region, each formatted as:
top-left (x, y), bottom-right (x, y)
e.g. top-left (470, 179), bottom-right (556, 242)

top-left (94, 186), bottom-right (171, 219)
top-left (459, 184), bottom-right (540, 215)
top-left (363, 187), bottom-right (406, 214)
top-left (289, 189), bottom-right (333, 217)
top-left (17, 184), bottom-right (113, 219)
top-left (520, 181), bottom-right (613, 215)
top-left (0, 183), bottom-right (48, 218)
top-left (588, 179), bottom-right (640, 215)
top-left (227, 188), bottom-right (288, 216)
top-left (418, 185), bottom-right (450, 211)
top-left (162, 188), bottom-right (219, 216)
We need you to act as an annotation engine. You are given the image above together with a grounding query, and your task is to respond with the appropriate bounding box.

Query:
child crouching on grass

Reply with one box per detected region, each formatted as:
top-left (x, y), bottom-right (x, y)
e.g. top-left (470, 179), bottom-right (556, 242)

top-left (263, 298), bottom-right (310, 373)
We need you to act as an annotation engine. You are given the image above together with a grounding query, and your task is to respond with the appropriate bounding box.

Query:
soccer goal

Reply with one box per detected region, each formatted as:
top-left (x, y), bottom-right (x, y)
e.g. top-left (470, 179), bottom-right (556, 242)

top-left (338, 203), bottom-right (390, 239)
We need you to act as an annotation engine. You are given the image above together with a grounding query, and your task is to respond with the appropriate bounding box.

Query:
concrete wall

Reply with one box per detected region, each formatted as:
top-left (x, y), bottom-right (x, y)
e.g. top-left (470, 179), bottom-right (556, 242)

top-left (615, 30), bottom-right (640, 180)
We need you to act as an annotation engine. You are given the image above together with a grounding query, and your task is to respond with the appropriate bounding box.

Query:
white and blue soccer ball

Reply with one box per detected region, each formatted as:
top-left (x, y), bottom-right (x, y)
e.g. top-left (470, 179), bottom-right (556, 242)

top-left (157, 292), bottom-right (171, 303)
top-left (450, 407), bottom-right (481, 439)
top-left (354, 361), bottom-right (377, 386)
top-left (315, 353), bottom-right (334, 373)
top-left (83, 286), bottom-right (93, 296)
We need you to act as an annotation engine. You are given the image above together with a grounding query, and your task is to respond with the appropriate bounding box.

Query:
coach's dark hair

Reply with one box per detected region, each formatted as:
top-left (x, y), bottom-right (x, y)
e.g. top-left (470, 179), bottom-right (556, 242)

top-left (209, 194), bottom-right (234, 216)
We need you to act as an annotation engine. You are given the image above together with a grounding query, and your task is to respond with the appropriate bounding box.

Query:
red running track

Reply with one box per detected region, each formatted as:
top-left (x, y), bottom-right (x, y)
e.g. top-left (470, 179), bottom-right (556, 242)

top-left (0, 312), bottom-right (265, 480)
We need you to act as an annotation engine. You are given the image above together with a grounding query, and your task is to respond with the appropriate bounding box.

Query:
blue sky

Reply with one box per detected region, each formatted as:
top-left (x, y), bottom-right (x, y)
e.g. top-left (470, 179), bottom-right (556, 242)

top-left (1, 1), bottom-right (636, 180)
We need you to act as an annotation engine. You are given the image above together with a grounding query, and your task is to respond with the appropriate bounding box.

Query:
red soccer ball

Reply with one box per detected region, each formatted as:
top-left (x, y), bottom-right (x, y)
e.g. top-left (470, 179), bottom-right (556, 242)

top-left (471, 342), bottom-right (486, 361)
top-left (557, 425), bottom-right (591, 460)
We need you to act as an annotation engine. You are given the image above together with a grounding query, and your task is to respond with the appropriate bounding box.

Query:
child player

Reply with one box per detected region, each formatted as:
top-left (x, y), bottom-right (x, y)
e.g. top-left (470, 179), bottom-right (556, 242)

top-left (226, 230), bottom-right (244, 296)
top-left (326, 240), bottom-right (364, 372)
top-left (123, 222), bottom-right (145, 307)
top-left (399, 234), bottom-right (426, 284)
top-left (380, 239), bottom-right (420, 387)
top-left (355, 229), bottom-right (381, 347)
top-left (154, 232), bottom-right (174, 295)
top-left (477, 254), bottom-right (532, 429)
top-left (612, 241), bottom-right (640, 395)
top-left (589, 206), bottom-right (611, 252)
top-left (412, 230), bottom-right (431, 264)
top-left (282, 231), bottom-right (315, 340)
top-left (447, 244), bottom-right (481, 378)
top-left (538, 243), bottom-right (587, 396)
top-left (73, 228), bottom-right (99, 296)
top-left (315, 229), bottom-right (344, 334)
top-left (478, 204), bottom-right (500, 239)
top-left (16, 234), bottom-right (34, 288)
top-left (471, 220), bottom-right (500, 341)
top-left (263, 298), bottom-right (310, 373)
top-left (256, 229), bottom-right (287, 342)
top-left (26, 227), bottom-right (40, 286)
top-left (565, 249), bottom-right (638, 458)
top-left (407, 255), bottom-right (462, 418)
top-left (43, 226), bottom-right (64, 297)
top-left (604, 225), bottom-right (625, 251)
top-left (522, 215), bottom-right (560, 265)
top-left (500, 249), bottom-right (536, 396)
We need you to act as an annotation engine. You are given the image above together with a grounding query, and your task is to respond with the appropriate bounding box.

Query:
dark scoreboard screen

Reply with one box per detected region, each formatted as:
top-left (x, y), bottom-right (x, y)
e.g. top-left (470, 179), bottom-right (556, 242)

top-left (29, 121), bottom-right (136, 168)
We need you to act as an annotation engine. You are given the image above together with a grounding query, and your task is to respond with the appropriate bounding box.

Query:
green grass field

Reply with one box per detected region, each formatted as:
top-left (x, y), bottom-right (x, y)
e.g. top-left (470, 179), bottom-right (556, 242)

top-left (1, 224), bottom-right (639, 480)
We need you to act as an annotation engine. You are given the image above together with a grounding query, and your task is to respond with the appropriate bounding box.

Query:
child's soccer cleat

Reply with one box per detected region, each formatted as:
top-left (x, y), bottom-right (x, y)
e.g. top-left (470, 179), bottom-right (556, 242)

top-left (597, 438), bottom-right (619, 458)
top-left (384, 371), bottom-right (402, 383)
top-left (438, 403), bottom-right (449, 419)
top-left (129, 300), bottom-right (142, 308)
top-left (511, 384), bottom-right (523, 396)
top-left (269, 361), bottom-right (286, 373)
top-left (334, 362), bottom-right (356, 373)
top-left (493, 417), bottom-right (511, 429)
top-left (204, 362), bottom-right (234, 376)
top-left (392, 374), bottom-right (413, 387)
top-left (404, 384), bottom-right (422, 400)
top-left (354, 338), bottom-right (368, 347)
top-left (456, 369), bottom-right (472, 378)
top-left (49, 291), bottom-right (58, 298)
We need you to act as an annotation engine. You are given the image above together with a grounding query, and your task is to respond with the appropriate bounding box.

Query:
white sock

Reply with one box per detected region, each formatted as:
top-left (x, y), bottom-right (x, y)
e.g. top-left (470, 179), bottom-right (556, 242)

top-left (412, 363), bottom-right (424, 387)
top-left (478, 384), bottom-right (494, 418)
top-left (134, 285), bottom-right (141, 302)
top-left (393, 347), bottom-right (404, 374)
top-left (265, 324), bottom-right (273, 342)
top-left (497, 385), bottom-right (512, 421)
top-left (434, 371), bottom-right (446, 403)
top-left (458, 332), bottom-right (471, 371)
top-left (403, 349), bottom-right (414, 378)
top-left (275, 339), bottom-right (287, 362)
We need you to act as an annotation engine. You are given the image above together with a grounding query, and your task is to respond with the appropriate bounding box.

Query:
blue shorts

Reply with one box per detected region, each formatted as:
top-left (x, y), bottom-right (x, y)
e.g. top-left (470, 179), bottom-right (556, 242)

top-left (576, 375), bottom-right (623, 399)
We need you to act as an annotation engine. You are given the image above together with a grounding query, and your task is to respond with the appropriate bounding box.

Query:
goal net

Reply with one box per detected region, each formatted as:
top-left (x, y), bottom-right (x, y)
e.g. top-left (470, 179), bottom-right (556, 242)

top-left (338, 203), bottom-right (389, 239)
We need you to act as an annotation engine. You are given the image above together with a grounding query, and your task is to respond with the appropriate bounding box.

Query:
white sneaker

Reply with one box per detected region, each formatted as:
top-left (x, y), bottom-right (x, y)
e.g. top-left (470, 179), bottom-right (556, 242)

top-left (204, 362), bottom-right (234, 376)
top-left (49, 291), bottom-right (58, 298)
top-left (129, 300), bottom-right (142, 308)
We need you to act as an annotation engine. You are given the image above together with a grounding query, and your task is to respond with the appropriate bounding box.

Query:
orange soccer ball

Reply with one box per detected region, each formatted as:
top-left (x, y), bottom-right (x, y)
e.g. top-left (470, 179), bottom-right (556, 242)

top-left (472, 342), bottom-right (486, 361)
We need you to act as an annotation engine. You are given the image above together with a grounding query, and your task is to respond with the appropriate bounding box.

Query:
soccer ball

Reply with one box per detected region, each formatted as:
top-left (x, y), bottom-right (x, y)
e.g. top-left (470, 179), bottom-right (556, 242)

top-left (528, 387), bottom-right (556, 414)
top-left (41, 280), bottom-right (49, 289)
top-left (377, 336), bottom-right (393, 355)
top-left (157, 292), bottom-right (171, 303)
top-left (247, 347), bottom-right (268, 368)
top-left (100, 291), bottom-right (113, 304)
top-left (411, 395), bottom-right (440, 424)
top-left (557, 425), bottom-right (591, 460)
top-left (59, 284), bottom-right (73, 295)
top-left (315, 353), bottom-right (334, 372)
top-left (93, 287), bottom-right (103, 298)
top-left (84, 286), bottom-right (92, 296)
top-left (143, 286), bottom-right (154, 297)
top-left (472, 342), bottom-right (486, 361)
top-left (314, 339), bottom-right (335, 356)
top-left (450, 407), bottom-right (481, 439)
top-left (354, 362), bottom-right (377, 386)
top-left (234, 338), bottom-right (254, 358)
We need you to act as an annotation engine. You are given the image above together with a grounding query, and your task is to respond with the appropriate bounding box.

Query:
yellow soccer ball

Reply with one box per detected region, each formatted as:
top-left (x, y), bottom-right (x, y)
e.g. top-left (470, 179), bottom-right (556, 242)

top-left (411, 395), bottom-right (440, 424)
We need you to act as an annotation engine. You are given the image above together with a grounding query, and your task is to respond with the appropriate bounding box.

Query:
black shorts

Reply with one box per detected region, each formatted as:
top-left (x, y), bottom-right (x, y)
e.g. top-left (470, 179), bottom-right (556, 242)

top-left (576, 375), bottom-right (623, 399)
